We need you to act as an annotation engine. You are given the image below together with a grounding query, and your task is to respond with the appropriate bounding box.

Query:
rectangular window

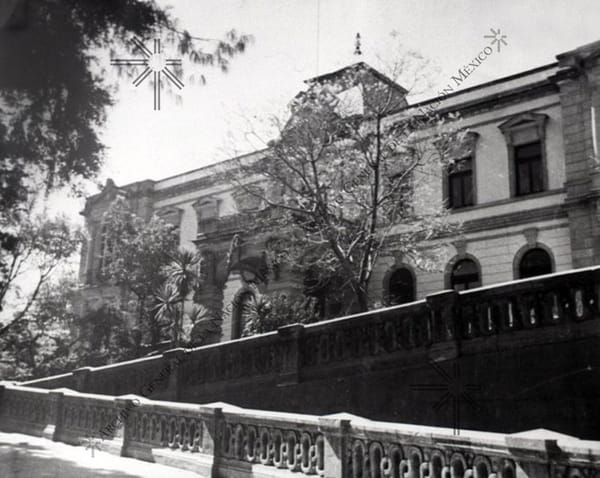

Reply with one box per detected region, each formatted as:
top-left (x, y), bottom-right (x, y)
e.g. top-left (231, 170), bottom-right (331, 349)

top-left (97, 224), bottom-right (113, 280)
top-left (514, 141), bottom-right (543, 196)
top-left (447, 157), bottom-right (474, 209)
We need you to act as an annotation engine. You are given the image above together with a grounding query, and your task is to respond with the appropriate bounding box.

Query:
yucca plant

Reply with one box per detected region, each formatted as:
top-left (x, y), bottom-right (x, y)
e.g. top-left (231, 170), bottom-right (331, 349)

top-left (187, 305), bottom-right (222, 346)
top-left (155, 249), bottom-right (202, 346)
top-left (152, 283), bottom-right (181, 345)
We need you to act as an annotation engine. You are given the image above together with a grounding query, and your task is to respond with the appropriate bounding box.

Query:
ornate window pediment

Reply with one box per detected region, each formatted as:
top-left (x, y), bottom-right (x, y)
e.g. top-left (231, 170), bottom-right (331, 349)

top-left (192, 196), bottom-right (220, 223)
top-left (498, 113), bottom-right (548, 145)
top-left (156, 206), bottom-right (183, 228)
top-left (499, 112), bottom-right (549, 197)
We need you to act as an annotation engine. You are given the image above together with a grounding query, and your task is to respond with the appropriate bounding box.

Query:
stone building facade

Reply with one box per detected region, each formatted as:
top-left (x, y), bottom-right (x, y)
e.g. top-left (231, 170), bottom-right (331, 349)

top-left (78, 40), bottom-right (600, 344)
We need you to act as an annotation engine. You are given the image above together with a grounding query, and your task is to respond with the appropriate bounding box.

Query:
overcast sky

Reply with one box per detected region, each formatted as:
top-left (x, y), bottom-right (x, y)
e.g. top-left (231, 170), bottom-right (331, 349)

top-left (47, 0), bottom-right (600, 215)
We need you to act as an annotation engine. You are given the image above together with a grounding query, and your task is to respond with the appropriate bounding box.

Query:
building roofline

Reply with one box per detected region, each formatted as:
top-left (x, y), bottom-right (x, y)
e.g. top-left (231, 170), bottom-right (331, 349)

top-left (408, 61), bottom-right (559, 109)
top-left (154, 148), bottom-right (267, 186)
top-left (305, 61), bottom-right (409, 95)
top-left (94, 62), bottom-right (560, 198)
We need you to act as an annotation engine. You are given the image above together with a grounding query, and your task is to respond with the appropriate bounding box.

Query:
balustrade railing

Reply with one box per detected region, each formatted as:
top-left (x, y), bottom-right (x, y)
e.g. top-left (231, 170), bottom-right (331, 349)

top-left (57, 392), bottom-right (122, 446)
top-left (220, 409), bottom-right (325, 475)
top-left (456, 267), bottom-right (599, 340)
top-left (0, 382), bottom-right (599, 477)
top-left (0, 385), bottom-right (54, 436)
top-left (17, 267), bottom-right (600, 442)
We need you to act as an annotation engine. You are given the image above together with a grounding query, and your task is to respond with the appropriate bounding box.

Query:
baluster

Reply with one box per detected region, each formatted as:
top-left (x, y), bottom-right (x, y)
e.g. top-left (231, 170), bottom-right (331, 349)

top-left (191, 419), bottom-right (202, 452)
top-left (181, 418), bottom-right (190, 451)
top-left (369, 442), bottom-right (384, 478)
top-left (258, 427), bottom-right (272, 465)
top-left (245, 425), bottom-right (257, 462)
top-left (352, 440), bottom-right (367, 478)
top-left (552, 293), bottom-right (560, 321)
top-left (315, 434), bottom-right (325, 477)
top-left (234, 424), bottom-right (245, 460)
top-left (169, 417), bottom-right (180, 449)
top-left (574, 289), bottom-right (585, 320)
top-left (285, 431), bottom-right (299, 471)
top-left (299, 432), bottom-right (315, 474)
top-left (272, 429), bottom-right (285, 468)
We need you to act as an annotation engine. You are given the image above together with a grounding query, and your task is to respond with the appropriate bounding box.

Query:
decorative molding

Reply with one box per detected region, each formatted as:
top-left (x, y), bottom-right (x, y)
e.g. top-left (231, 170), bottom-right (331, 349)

top-left (522, 227), bottom-right (539, 246)
top-left (452, 238), bottom-right (468, 256)
top-left (499, 112), bottom-right (549, 198)
top-left (461, 204), bottom-right (566, 235)
top-left (392, 251), bottom-right (404, 265)
top-left (192, 196), bottom-right (220, 224)
top-left (155, 206), bottom-right (184, 228)
top-left (498, 112), bottom-right (549, 135)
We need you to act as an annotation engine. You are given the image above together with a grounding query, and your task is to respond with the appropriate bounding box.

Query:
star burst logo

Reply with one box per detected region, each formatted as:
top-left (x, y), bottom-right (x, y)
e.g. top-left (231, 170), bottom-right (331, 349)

top-left (410, 360), bottom-right (482, 435)
top-left (111, 37), bottom-right (184, 111)
top-left (80, 434), bottom-right (103, 458)
top-left (484, 28), bottom-right (508, 52)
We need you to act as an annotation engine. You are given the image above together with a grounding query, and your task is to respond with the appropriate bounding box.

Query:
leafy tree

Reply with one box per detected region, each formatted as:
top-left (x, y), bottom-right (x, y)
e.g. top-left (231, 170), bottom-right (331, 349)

top-left (0, 275), bottom-right (81, 379)
top-left (0, 210), bottom-right (81, 335)
top-left (0, 272), bottom-right (138, 378)
top-left (74, 304), bottom-right (139, 367)
top-left (101, 199), bottom-right (178, 347)
top-left (0, 0), bottom-right (252, 309)
top-left (230, 62), bottom-right (465, 312)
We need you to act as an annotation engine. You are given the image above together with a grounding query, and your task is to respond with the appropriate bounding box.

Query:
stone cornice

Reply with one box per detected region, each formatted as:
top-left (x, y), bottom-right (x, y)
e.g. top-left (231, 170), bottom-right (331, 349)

top-left (460, 203), bottom-right (567, 235)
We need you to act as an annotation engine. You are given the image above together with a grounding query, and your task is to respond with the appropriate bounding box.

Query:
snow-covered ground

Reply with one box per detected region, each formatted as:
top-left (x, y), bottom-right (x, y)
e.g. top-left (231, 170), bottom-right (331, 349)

top-left (0, 432), bottom-right (204, 477)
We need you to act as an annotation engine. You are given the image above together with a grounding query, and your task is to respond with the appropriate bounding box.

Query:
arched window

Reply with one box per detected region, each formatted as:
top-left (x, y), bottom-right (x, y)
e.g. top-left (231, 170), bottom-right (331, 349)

top-left (450, 259), bottom-right (481, 291)
top-left (232, 291), bottom-right (254, 339)
top-left (387, 267), bottom-right (415, 305)
top-left (518, 248), bottom-right (553, 279)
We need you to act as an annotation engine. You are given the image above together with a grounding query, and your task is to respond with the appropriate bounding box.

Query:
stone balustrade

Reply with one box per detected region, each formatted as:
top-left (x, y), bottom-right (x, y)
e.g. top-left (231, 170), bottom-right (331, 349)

top-left (0, 382), bottom-right (599, 477)
top-left (21, 266), bottom-right (600, 438)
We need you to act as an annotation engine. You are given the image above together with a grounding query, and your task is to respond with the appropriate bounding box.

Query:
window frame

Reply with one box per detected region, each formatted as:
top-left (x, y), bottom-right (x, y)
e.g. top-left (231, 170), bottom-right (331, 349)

top-left (450, 258), bottom-right (481, 291)
top-left (447, 156), bottom-right (475, 209)
top-left (513, 244), bottom-right (555, 280)
top-left (385, 266), bottom-right (416, 305)
top-left (441, 132), bottom-right (479, 210)
top-left (96, 223), bottom-right (114, 281)
top-left (498, 113), bottom-right (549, 198)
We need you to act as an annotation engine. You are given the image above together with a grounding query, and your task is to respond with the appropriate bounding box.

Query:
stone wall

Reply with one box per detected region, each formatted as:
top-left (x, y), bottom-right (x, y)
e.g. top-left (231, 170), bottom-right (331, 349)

top-left (24, 266), bottom-right (600, 440)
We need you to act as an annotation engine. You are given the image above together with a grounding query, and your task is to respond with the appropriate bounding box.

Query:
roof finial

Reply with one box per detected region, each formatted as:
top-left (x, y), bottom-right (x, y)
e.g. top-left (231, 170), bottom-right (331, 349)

top-left (354, 33), bottom-right (362, 56)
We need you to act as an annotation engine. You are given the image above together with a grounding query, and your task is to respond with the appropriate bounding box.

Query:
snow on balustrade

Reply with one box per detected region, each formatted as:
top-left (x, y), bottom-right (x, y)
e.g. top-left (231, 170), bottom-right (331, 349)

top-left (0, 385), bottom-right (54, 437)
top-left (219, 407), bottom-right (324, 475)
top-left (58, 391), bottom-right (122, 447)
top-left (1, 382), bottom-right (600, 477)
